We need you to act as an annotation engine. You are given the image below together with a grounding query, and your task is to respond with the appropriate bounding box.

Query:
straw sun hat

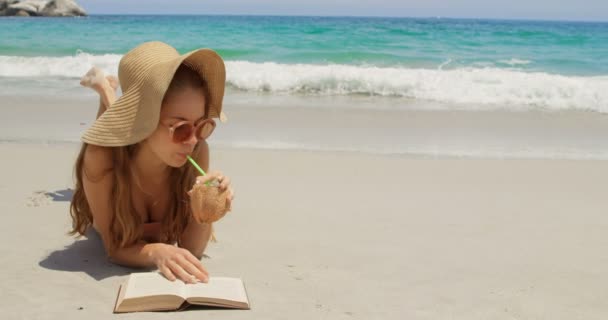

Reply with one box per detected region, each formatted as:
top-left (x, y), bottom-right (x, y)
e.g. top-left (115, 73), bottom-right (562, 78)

top-left (82, 41), bottom-right (228, 147)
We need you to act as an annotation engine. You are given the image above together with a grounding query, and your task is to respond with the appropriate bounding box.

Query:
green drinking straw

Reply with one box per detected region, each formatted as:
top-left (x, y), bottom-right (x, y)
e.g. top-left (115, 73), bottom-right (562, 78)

top-left (187, 155), bottom-right (211, 186)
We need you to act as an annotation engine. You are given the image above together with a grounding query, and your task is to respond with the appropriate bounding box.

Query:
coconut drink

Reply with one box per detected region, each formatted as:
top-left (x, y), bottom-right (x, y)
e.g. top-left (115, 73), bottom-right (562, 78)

top-left (188, 179), bottom-right (231, 224)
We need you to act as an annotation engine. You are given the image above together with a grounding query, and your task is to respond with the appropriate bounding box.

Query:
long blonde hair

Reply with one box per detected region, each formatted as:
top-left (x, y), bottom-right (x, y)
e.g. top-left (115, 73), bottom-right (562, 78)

top-left (68, 64), bottom-right (209, 255)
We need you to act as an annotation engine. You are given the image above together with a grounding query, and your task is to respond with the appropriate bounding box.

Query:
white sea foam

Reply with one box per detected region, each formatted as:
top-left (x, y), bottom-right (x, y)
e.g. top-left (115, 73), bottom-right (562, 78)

top-left (226, 60), bottom-right (608, 113)
top-left (1, 54), bottom-right (607, 113)
top-left (0, 51), bottom-right (122, 78)
top-left (498, 58), bottom-right (532, 66)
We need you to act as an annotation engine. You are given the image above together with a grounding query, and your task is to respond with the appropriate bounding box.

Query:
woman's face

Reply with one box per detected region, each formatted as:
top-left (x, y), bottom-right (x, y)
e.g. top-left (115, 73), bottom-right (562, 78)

top-left (146, 87), bottom-right (207, 168)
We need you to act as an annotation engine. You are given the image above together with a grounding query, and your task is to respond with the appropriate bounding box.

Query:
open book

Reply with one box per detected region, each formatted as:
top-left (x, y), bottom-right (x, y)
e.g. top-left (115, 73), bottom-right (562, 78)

top-left (113, 272), bottom-right (250, 313)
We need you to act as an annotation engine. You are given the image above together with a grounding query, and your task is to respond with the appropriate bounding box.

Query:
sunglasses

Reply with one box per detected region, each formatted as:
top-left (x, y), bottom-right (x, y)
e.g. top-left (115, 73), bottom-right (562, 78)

top-left (166, 118), bottom-right (216, 143)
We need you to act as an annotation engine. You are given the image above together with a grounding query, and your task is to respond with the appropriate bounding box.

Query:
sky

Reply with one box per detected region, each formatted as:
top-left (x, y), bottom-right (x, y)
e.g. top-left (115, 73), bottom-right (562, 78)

top-left (77, 0), bottom-right (608, 22)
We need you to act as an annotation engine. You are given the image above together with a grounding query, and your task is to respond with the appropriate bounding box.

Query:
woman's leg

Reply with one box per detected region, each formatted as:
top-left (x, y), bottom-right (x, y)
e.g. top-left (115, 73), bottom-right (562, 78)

top-left (80, 67), bottom-right (119, 119)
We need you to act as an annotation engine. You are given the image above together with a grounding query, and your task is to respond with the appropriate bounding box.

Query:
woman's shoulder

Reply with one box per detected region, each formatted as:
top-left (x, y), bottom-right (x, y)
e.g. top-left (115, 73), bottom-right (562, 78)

top-left (82, 144), bottom-right (113, 181)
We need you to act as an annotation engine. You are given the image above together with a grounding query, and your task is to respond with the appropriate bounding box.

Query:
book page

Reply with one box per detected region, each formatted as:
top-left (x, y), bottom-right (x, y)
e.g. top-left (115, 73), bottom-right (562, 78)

top-left (123, 272), bottom-right (187, 299)
top-left (185, 277), bottom-right (248, 303)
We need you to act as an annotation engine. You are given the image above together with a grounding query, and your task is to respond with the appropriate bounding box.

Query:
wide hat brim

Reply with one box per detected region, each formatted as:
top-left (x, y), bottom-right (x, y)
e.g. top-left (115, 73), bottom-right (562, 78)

top-left (81, 42), bottom-right (227, 147)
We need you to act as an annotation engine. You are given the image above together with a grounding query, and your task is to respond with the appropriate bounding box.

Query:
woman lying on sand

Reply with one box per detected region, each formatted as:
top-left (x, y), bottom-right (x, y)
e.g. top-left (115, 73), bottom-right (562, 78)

top-left (68, 41), bottom-right (235, 284)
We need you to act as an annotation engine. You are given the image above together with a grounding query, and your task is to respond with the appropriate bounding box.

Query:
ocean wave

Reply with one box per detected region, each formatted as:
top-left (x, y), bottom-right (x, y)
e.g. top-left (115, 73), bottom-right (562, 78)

top-left (0, 54), bottom-right (607, 113)
top-left (0, 51), bottom-right (122, 77)
top-left (226, 60), bottom-right (608, 113)
top-left (497, 58), bottom-right (532, 66)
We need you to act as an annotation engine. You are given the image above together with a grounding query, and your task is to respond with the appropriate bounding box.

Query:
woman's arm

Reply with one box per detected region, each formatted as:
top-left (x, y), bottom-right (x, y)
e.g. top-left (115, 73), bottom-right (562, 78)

top-left (84, 147), bottom-right (208, 277)
top-left (108, 240), bottom-right (159, 268)
top-left (180, 220), bottom-right (213, 260)
top-left (179, 140), bottom-right (214, 259)
top-left (83, 145), bottom-right (159, 267)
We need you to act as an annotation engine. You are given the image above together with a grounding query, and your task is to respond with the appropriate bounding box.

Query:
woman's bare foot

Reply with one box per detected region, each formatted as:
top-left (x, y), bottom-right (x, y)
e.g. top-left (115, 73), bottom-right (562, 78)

top-left (80, 67), bottom-right (118, 108)
top-left (106, 74), bottom-right (119, 91)
top-left (79, 66), bottom-right (106, 91)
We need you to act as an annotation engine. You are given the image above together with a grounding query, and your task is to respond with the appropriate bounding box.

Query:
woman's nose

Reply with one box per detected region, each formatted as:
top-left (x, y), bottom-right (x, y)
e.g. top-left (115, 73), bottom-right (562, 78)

top-left (185, 133), bottom-right (198, 146)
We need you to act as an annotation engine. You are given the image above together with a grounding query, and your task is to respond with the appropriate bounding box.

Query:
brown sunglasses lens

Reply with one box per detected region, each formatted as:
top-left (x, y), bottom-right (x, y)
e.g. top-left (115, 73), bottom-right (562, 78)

top-left (173, 123), bottom-right (194, 143)
top-left (197, 122), bottom-right (215, 140)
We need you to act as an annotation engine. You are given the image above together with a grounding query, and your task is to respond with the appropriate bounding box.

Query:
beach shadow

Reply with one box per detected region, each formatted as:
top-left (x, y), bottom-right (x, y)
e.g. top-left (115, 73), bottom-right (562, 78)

top-left (45, 188), bottom-right (73, 202)
top-left (39, 227), bottom-right (152, 281)
top-left (179, 305), bottom-right (242, 312)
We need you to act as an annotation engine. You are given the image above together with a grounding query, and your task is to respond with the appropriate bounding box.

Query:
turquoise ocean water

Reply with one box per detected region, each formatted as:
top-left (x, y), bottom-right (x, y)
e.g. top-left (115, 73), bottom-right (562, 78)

top-left (1, 15), bottom-right (608, 110)
top-left (1, 15), bottom-right (608, 158)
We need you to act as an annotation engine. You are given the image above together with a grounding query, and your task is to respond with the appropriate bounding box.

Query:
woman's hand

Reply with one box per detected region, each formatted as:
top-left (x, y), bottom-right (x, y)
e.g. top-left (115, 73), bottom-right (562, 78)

top-left (188, 171), bottom-right (235, 224)
top-left (216, 171), bottom-right (235, 210)
top-left (148, 243), bottom-right (209, 283)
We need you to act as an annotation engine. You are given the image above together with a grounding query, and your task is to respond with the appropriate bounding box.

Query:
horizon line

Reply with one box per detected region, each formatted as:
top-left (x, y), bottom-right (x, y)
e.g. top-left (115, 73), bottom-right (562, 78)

top-left (81, 13), bottom-right (608, 23)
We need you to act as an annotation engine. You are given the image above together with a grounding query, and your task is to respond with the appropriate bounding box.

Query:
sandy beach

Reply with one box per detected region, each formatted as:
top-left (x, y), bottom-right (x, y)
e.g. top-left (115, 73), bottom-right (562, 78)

top-left (1, 140), bottom-right (606, 319)
top-left (1, 12), bottom-right (607, 319)
top-left (3, 93), bottom-right (608, 159)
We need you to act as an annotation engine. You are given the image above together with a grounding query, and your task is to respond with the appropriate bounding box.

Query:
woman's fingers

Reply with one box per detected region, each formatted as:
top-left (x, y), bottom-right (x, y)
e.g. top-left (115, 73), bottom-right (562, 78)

top-left (165, 251), bottom-right (209, 284)
top-left (195, 171), bottom-right (222, 186)
top-left (183, 253), bottom-right (209, 282)
top-left (219, 176), bottom-right (231, 191)
top-left (179, 258), bottom-right (208, 283)
top-left (167, 259), bottom-right (197, 284)
top-left (160, 264), bottom-right (177, 282)
top-left (225, 188), bottom-right (234, 211)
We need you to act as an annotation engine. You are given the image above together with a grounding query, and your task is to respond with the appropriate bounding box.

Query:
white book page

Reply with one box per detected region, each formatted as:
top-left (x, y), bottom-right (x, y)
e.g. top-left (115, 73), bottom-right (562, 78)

top-left (185, 277), bottom-right (248, 303)
top-left (123, 272), bottom-right (186, 299)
